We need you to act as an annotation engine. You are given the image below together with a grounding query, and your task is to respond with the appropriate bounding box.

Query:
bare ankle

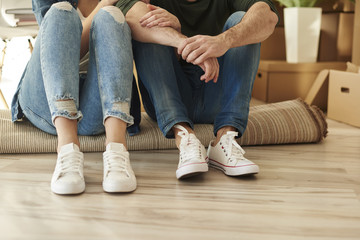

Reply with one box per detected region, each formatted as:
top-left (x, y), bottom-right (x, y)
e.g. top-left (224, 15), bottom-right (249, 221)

top-left (54, 117), bottom-right (79, 153)
top-left (104, 117), bottom-right (127, 149)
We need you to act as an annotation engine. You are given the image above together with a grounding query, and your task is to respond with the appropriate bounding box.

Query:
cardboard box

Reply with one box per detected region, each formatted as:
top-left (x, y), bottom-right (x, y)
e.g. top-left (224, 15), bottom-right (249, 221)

top-left (272, 1), bottom-right (354, 27)
top-left (327, 70), bottom-right (360, 127)
top-left (337, 13), bottom-right (354, 60)
top-left (265, 11), bottom-right (354, 62)
top-left (318, 0), bottom-right (355, 13)
top-left (260, 27), bottom-right (286, 60)
top-left (352, 0), bottom-right (360, 65)
top-left (252, 61), bottom-right (347, 109)
top-left (319, 12), bottom-right (354, 62)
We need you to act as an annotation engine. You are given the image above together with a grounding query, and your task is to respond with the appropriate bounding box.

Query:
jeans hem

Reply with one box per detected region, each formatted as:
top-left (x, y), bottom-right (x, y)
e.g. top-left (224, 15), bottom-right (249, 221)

top-left (214, 121), bottom-right (246, 138)
top-left (163, 118), bottom-right (194, 139)
top-left (51, 111), bottom-right (83, 125)
top-left (103, 112), bottom-right (134, 127)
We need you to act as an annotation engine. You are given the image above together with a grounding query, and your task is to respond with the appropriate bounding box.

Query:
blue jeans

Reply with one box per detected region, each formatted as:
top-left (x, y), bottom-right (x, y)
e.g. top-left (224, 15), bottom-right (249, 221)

top-left (133, 12), bottom-right (260, 138)
top-left (11, 3), bottom-right (134, 135)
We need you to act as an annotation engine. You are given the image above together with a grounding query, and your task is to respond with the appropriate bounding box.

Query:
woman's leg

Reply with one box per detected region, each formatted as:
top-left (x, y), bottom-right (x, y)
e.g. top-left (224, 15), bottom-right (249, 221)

top-left (18, 2), bottom-right (83, 150)
top-left (54, 118), bottom-right (79, 152)
top-left (81, 6), bottom-right (136, 192)
top-left (78, 7), bottom-right (133, 139)
top-left (17, 2), bottom-right (85, 194)
top-left (104, 118), bottom-right (127, 147)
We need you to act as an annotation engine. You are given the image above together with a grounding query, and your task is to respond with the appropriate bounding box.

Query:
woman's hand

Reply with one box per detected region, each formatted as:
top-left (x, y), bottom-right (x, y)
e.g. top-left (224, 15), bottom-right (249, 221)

top-left (139, 4), bottom-right (181, 32)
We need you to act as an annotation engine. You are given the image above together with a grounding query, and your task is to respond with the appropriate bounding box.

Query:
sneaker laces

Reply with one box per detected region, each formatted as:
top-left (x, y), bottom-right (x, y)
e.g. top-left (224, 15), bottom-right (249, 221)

top-left (58, 151), bottom-right (83, 177)
top-left (177, 127), bottom-right (203, 164)
top-left (104, 151), bottom-right (129, 177)
top-left (221, 131), bottom-right (246, 163)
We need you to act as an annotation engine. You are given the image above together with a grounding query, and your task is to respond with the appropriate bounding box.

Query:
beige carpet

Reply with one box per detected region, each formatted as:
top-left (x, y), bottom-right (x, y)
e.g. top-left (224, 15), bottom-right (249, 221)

top-left (0, 98), bottom-right (327, 153)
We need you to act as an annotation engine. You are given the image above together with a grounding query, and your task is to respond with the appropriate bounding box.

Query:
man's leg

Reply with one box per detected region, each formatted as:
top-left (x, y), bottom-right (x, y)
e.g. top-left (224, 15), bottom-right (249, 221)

top-left (132, 42), bottom-right (208, 179)
top-left (132, 41), bottom-right (193, 137)
top-left (215, 12), bottom-right (261, 139)
top-left (201, 12), bottom-right (261, 176)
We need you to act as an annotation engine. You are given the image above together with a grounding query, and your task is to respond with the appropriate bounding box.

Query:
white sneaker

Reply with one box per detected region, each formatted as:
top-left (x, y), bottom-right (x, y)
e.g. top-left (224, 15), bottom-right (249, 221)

top-left (103, 142), bottom-right (137, 193)
top-left (51, 143), bottom-right (85, 195)
top-left (207, 131), bottom-right (259, 176)
top-left (174, 125), bottom-right (208, 179)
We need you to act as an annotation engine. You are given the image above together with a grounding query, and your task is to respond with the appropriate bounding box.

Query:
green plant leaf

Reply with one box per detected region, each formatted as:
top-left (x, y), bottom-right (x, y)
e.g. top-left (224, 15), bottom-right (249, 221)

top-left (274, 0), bottom-right (323, 7)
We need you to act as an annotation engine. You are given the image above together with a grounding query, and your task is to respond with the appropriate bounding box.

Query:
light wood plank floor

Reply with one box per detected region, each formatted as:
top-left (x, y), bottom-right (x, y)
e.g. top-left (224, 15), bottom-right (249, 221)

top-left (1, 119), bottom-right (359, 240)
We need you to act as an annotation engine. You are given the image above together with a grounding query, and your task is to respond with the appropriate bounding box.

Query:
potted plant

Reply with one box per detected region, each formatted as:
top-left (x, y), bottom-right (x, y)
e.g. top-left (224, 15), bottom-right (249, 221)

top-left (275, 0), bottom-right (323, 63)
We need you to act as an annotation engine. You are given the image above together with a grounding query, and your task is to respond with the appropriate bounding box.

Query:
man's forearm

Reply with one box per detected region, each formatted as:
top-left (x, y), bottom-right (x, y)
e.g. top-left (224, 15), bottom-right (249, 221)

top-left (126, 2), bottom-right (186, 48)
top-left (126, 1), bottom-right (219, 83)
top-left (221, 2), bottom-right (278, 49)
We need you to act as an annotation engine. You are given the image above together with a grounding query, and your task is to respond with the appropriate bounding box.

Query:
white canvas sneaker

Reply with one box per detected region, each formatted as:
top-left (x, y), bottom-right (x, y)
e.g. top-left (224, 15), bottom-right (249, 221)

top-left (174, 125), bottom-right (208, 179)
top-left (103, 142), bottom-right (137, 193)
top-left (51, 143), bottom-right (85, 195)
top-left (207, 131), bottom-right (259, 176)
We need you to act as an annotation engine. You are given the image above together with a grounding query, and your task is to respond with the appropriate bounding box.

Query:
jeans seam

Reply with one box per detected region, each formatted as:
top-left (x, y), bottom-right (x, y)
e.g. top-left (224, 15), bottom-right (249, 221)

top-left (22, 106), bottom-right (56, 135)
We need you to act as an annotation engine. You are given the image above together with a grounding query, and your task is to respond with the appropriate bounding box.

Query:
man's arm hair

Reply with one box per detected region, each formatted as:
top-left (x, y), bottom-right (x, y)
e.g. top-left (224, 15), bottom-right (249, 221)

top-left (177, 1), bottom-right (278, 65)
top-left (222, 1), bottom-right (278, 48)
top-left (125, 2), bottom-right (186, 48)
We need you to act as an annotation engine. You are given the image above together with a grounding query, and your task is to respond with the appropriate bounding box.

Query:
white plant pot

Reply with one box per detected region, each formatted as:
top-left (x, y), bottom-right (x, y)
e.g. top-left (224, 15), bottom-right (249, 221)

top-left (284, 7), bottom-right (322, 63)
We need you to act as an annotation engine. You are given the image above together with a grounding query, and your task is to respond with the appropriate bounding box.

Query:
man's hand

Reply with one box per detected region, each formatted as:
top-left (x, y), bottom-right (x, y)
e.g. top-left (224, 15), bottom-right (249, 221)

top-left (178, 35), bottom-right (230, 65)
top-left (198, 57), bottom-right (219, 83)
top-left (139, 4), bottom-right (181, 32)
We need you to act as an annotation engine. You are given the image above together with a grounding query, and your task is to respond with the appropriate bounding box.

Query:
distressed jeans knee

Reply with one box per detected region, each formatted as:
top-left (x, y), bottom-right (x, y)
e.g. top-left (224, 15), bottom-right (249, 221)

top-left (101, 6), bottom-right (125, 23)
top-left (34, 1), bottom-right (82, 125)
top-left (52, 1), bottom-right (73, 11)
top-left (11, 0), bottom-right (133, 136)
top-left (87, 6), bottom-right (134, 126)
top-left (39, 4), bottom-right (82, 125)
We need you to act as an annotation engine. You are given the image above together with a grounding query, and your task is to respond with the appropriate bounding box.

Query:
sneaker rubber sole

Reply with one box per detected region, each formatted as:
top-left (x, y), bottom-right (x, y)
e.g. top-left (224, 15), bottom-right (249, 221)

top-left (103, 181), bottom-right (137, 193)
top-left (176, 162), bottom-right (209, 179)
top-left (209, 159), bottom-right (259, 176)
top-left (51, 182), bottom-right (85, 195)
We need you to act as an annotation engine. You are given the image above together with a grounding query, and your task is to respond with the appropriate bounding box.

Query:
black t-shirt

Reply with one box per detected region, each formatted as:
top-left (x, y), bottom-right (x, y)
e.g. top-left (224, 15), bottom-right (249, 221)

top-left (116, 0), bottom-right (278, 37)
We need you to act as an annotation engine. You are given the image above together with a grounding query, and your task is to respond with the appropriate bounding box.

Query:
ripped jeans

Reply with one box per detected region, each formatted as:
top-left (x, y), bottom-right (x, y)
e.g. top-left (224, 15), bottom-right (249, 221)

top-left (11, 2), bottom-right (134, 135)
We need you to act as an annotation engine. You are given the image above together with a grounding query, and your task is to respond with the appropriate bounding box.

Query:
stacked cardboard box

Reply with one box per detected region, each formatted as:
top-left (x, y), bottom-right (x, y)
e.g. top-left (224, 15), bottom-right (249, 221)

top-left (327, 0), bottom-right (360, 128)
top-left (252, 61), bottom-right (346, 110)
top-left (328, 70), bottom-right (360, 127)
top-left (319, 12), bottom-right (354, 62)
top-left (318, 0), bottom-right (355, 62)
top-left (319, 0), bottom-right (355, 12)
top-left (260, 27), bottom-right (286, 60)
top-left (260, 0), bottom-right (355, 62)
top-left (352, 0), bottom-right (360, 65)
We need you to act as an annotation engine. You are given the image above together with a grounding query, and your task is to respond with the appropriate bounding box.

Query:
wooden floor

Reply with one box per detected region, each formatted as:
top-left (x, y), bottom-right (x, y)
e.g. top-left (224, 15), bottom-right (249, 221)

top-left (0, 119), bottom-right (359, 240)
